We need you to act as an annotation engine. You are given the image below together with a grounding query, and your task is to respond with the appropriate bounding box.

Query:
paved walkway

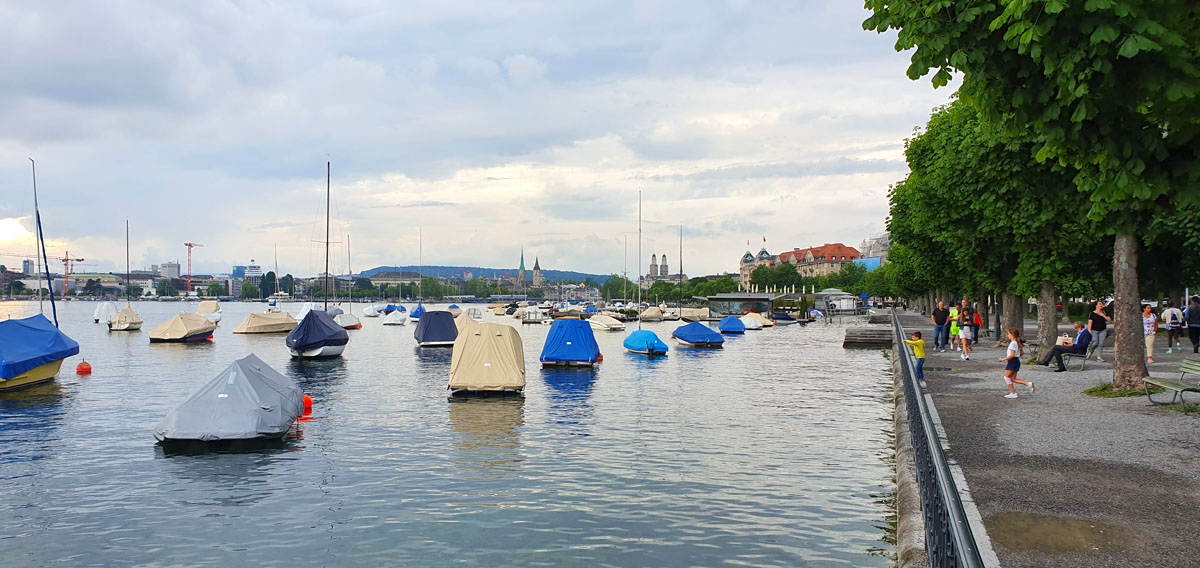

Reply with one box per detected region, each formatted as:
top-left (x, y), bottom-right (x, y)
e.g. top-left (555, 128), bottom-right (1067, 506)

top-left (899, 313), bottom-right (1200, 567)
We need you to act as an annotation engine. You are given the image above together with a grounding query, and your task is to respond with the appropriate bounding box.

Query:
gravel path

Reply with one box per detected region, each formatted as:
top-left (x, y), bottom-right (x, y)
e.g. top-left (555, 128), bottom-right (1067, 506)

top-left (898, 314), bottom-right (1200, 567)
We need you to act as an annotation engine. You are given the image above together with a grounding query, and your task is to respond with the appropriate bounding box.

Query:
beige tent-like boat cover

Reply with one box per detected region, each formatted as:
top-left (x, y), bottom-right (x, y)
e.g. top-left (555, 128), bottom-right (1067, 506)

top-left (197, 300), bottom-right (221, 314)
top-left (149, 313), bottom-right (218, 341)
top-left (589, 314), bottom-right (625, 330)
top-left (109, 306), bottom-right (144, 327)
top-left (448, 323), bottom-right (526, 392)
top-left (681, 307), bottom-right (710, 321)
top-left (233, 312), bottom-right (299, 334)
top-left (454, 312), bottom-right (476, 332)
top-left (639, 306), bottom-right (664, 321)
top-left (744, 311), bottom-right (775, 327)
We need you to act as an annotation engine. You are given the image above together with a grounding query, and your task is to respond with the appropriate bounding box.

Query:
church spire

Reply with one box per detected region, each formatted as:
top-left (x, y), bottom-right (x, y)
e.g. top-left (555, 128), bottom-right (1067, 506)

top-left (533, 257), bottom-right (540, 271)
top-left (519, 247), bottom-right (525, 271)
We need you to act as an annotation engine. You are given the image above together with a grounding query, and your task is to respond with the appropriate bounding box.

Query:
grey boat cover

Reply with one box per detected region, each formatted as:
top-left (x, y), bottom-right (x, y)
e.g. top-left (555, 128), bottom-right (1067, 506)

top-left (153, 354), bottom-right (304, 442)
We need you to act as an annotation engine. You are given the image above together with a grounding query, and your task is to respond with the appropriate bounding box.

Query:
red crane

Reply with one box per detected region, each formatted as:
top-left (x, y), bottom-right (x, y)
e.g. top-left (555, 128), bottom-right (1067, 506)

top-left (60, 252), bottom-right (85, 295)
top-left (183, 242), bottom-right (204, 294)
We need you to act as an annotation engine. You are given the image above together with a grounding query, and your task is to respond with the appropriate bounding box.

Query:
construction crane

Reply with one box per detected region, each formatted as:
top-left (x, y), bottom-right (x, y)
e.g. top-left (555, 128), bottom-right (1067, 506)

top-left (184, 242), bottom-right (204, 294)
top-left (60, 252), bottom-right (85, 295)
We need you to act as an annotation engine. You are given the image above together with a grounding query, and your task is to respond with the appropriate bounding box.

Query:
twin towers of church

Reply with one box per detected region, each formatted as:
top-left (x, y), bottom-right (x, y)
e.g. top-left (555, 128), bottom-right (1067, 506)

top-left (648, 253), bottom-right (669, 278)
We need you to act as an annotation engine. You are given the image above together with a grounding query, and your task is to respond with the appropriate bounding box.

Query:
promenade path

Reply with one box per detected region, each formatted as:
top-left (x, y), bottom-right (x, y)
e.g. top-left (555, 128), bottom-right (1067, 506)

top-left (899, 313), bottom-right (1200, 567)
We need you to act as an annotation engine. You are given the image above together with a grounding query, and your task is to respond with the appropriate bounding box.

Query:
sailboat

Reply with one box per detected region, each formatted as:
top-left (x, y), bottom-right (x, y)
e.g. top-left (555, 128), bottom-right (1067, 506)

top-left (285, 161), bottom-right (349, 358)
top-left (1, 158), bottom-right (81, 390)
top-left (623, 191), bottom-right (669, 356)
top-left (108, 220), bottom-right (143, 331)
top-left (333, 233), bottom-right (362, 329)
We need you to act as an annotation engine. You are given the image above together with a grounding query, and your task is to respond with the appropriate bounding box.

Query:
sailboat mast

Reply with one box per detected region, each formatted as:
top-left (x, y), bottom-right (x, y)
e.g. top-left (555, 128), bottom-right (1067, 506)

top-left (418, 227), bottom-right (422, 301)
top-left (347, 233), bottom-right (352, 306)
top-left (623, 234), bottom-right (627, 303)
top-left (274, 243), bottom-right (279, 296)
top-left (678, 223), bottom-right (682, 316)
top-left (324, 160), bottom-right (331, 311)
top-left (30, 158), bottom-right (43, 313)
top-left (126, 219), bottom-right (131, 307)
top-left (637, 190), bottom-right (642, 331)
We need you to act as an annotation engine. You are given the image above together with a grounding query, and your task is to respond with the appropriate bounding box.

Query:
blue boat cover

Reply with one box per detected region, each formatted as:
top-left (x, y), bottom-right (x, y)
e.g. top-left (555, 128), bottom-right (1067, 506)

top-left (584, 306), bottom-right (597, 313)
top-left (448, 304), bottom-right (460, 310)
top-left (773, 312), bottom-right (796, 321)
top-left (286, 310), bottom-right (349, 352)
top-left (0, 315), bottom-right (80, 380)
top-left (673, 321), bottom-right (725, 345)
top-left (411, 303), bottom-right (426, 319)
top-left (718, 316), bottom-right (746, 334)
top-left (414, 311), bottom-right (457, 343)
top-left (540, 319), bottom-right (600, 363)
top-left (623, 329), bottom-right (669, 355)
top-left (396, 305), bottom-right (407, 312)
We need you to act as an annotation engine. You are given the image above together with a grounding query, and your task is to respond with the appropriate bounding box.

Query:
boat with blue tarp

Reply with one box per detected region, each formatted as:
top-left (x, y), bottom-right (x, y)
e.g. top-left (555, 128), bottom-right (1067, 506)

top-left (539, 319), bottom-right (601, 367)
top-left (414, 310), bottom-right (457, 347)
top-left (717, 316), bottom-right (746, 334)
top-left (0, 315), bottom-right (80, 391)
top-left (410, 303), bottom-right (425, 322)
top-left (286, 310), bottom-right (349, 358)
top-left (672, 321), bottom-right (725, 347)
top-left (623, 329), bottom-right (668, 356)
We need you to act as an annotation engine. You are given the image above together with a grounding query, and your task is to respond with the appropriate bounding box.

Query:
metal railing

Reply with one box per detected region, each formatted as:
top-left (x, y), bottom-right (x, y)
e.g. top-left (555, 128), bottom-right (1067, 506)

top-left (892, 309), bottom-right (985, 568)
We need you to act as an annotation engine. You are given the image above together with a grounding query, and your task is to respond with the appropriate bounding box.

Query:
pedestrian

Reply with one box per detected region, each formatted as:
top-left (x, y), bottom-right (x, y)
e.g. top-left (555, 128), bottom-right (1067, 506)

top-left (949, 303), bottom-right (961, 349)
top-left (999, 328), bottom-right (1034, 399)
top-left (1162, 301), bottom-right (1185, 354)
top-left (1187, 296), bottom-right (1200, 354)
top-left (958, 303), bottom-right (974, 360)
top-left (930, 301), bottom-right (950, 352)
top-left (972, 308), bottom-right (983, 345)
top-left (1086, 300), bottom-right (1110, 362)
top-left (1143, 304), bottom-right (1159, 364)
top-left (904, 331), bottom-right (926, 380)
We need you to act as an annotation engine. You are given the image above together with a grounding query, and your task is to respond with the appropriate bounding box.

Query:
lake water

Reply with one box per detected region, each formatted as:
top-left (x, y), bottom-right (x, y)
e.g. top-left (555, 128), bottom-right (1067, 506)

top-left (0, 300), bottom-right (893, 567)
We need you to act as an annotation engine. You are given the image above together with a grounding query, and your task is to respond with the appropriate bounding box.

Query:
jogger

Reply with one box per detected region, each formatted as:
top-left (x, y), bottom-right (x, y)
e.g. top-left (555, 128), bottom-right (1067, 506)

top-left (999, 329), bottom-right (1033, 398)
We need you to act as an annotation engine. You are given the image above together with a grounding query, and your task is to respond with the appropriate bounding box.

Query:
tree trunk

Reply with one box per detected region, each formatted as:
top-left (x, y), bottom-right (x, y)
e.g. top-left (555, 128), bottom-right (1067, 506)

top-left (1060, 294), bottom-right (1071, 324)
top-left (1037, 282), bottom-right (1058, 361)
top-left (1002, 292), bottom-right (1024, 349)
top-left (1112, 233), bottom-right (1147, 391)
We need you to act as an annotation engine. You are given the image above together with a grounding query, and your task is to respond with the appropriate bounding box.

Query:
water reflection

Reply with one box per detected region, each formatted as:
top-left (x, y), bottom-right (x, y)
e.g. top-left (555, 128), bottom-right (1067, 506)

top-left (158, 446), bottom-right (299, 507)
top-left (541, 368), bottom-right (596, 436)
top-left (447, 397), bottom-right (524, 476)
top-left (0, 381), bottom-right (71, 465)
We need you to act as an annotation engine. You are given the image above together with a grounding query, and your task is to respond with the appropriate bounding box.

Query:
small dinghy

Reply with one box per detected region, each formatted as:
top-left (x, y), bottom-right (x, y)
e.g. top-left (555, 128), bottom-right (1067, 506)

top-left (672, 321), bottom-right (725, 347)
top-left (540, 319), bottom-right (601, 367)
top-left (333, 312), bottom-right (362, 329)
top-left (414, 310), bottom-right (457, 347)
top-left (149, 313), bottom-right (217, 343)
top-left (108, 306), bottom-right (143, 331)
top-left (588, 314), bottom-right (625, 331)
top-left (0, 315), bottom-right (80, 391)
top-left (382, 310), bottom-right (408, 325)
top-left (410, 303), bottom-right (425, 322)
top-left (743, 312), bottom-right (775, 328)
top-left (197, 300), bottom-right (222, 323)
top-left (154, 354), bottom-right (303, 444)
top-left (739, 314), bottom-right (764, 330)
top-left (681, 307), bottom-right (710, 322)
top-left (623, 329), bottom-right (668, 356)
top-left (718, 315), bottom-right (746, 334)
top-left (233, 312), bottom-right (298, 334)
top-left (286, 310), bottom-right (348, 358)
top-left (448, 323), bottom-right (526, 396)
top-left (93, 301), bottom-right (118, 324)
top-left (772, 312), bottom-right (799, 326)
top-left (639, 306), bottom-right (664, 322)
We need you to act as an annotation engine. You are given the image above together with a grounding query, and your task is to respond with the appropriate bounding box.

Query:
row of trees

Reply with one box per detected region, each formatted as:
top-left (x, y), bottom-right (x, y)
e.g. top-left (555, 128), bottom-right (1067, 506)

top-left (864, 1), bottom-right (1200, 390)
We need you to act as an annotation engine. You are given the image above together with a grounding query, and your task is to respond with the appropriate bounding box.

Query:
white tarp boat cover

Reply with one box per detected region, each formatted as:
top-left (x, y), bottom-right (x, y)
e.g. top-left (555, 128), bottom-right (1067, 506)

top-left (333, 313), bottom-right (361, 328)
top-left (296, 302), bottom-right (320, 321)
top-left (382, 310), bottom-right (408, 325)
top-left (233, 312), bottom-right (298, 334)
top-left (448, 323), bottom-right (525, 392)
top-left (639, 307), bottom-right (664, 321)
top-left (109, 306), bottom-right (143, 327)
top-left (148, 313), bottom-right (217, 342)
top-left (588, 314), bottom-right (625, 330)
top-left (93, 301), bottom-right (118, 322)
top-left (739, 314), bottom-right (764, 330)
top-left (744, 312), bottom-right (775, 327)
top-left (197, 300), bottom-right (221, 314)
top-left (154, 354), bottom-right (303, 442)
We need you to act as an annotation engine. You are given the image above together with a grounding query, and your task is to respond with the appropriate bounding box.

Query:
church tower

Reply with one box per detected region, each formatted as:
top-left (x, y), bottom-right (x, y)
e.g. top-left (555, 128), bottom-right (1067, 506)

top-left (660, 254), bottom-right (669, 279)
top-left (649, 254), bottom-right (658, 277)
top-left (532, 257), bottom-right (544, 287)
top-left (518, 248), bottom-right (526, 287)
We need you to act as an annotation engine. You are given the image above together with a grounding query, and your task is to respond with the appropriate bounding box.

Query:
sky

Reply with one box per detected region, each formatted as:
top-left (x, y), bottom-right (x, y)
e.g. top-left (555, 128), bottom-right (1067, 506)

top-left (0, 1), bottom-right (951, 279)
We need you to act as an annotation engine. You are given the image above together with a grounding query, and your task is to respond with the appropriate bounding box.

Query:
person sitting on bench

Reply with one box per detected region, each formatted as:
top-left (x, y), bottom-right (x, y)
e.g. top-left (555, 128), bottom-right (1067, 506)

top-left (1039, 322), bottom-right (1092, 372)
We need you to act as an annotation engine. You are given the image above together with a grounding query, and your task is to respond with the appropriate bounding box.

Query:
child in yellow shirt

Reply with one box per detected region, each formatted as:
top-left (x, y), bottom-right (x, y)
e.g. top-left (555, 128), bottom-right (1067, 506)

top-left (904, 331), bottom-right (926, 379)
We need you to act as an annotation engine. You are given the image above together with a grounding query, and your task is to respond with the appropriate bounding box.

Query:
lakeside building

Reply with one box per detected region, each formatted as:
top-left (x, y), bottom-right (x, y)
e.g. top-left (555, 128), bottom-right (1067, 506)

top-left (158, 261), bottom-right (181, 279)
top-left (639, 253), bottom-right (686, 289)
top-left (738, 242), bottom-right (861, 288)
top-left (368, 271), bottom-right (421, 288)
top-left (705, 292), bottom-right (783, 318)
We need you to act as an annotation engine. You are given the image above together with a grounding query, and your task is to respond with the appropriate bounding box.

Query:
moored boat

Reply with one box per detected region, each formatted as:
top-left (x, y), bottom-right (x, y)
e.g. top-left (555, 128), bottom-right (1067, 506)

top-left (623, 329), bottom-right (669, 356)
top-left (539, 319), bottom-right (601, 367)
top-left (334, 312), bottom-right (363, 329)
top-left (588, 314), bottom-right (625, 331)
top-left (743, 311), bottom-right (775, 328)
top-left (93, 301), bottom-right (118, 324)
top-left (286, 309), bottom-right (348, 358)
top-left (718, 315), bottom-right (746, 334)
top-left (448, 323), bottom-right (526, 396)
top-left (149, 313), bottom-right (217, 343)
top-left (772, 312), bottom-right (799, 325)
top-left (414, 310), bottom-right (457, 347)
top-left (639, 306), bottom-right (664, 322)
top-left (382, 310), bottom-right (408, 325)
top-left (672, 321), bottom-right (725, 347)
top-left (410, 302), bottom-right (425, 322)
top-left (108, 306), bottom-right (143, 331)
top-left (197, 300), bottom-right (222, 323)
top-left (740, 314), bottom-right (764, 330)
top-left (233, 312), bottom-right (298, 334)
top-left (0, 315), bottom-right (80, 391)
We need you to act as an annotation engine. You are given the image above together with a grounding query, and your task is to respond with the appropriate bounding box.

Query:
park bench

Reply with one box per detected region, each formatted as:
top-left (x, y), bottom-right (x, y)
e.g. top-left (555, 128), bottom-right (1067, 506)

top-left (1143, 357), bottom-right (1200, 413)
top-left (1061, 352), bottom-right (1086, 371)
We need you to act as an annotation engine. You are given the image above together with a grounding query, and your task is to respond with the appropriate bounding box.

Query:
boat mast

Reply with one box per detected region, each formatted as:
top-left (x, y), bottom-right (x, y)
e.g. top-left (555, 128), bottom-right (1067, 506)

top-left (678, 223), bottom-right (682, 317)
top-left (30, 158), bottom-right (59, 327)
top-left (30, 158), bottom-right (42, 314)
top-left (273, 243), bottom-right (279, 297)
top-left (623, 234), bottom-right (627, 303)
top-left (346, 233), bottom-right (352, 306)
top-left (324, 160), bottom-right (331, 311)
top-left (418, 227), bottom-right (422, 301)
top-left (637, 190), bottom-right (642, 331)
top-left (126, 219), bottom-right (132, 307)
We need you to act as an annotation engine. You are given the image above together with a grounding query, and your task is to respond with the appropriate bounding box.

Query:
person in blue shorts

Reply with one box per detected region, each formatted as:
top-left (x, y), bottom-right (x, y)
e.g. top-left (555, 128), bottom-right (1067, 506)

top-left (999, 328), bottom-right (1034, 399)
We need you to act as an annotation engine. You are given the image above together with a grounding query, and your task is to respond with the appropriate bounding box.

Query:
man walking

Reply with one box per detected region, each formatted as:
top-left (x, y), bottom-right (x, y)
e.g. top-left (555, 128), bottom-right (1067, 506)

top-left (931, 301), bottom-right (950, 352)
top-left (1039, 322), bottom-right (1092, 372)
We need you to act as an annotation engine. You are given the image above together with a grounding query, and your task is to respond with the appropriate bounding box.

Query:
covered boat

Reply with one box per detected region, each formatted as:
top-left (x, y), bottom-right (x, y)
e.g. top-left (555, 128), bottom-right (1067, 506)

top-left (540, 319), bottom-right (601, 367)
top-left (153, 354), bottom-right (303, 443)
top-left (93, 301), bottom-right (118, 324)
top-left (286, 310), bottom-right (349, 358)
top-left (197, 300), bottom-right (222, 323)
top-left (296, 302), bottom-right (320, 321)
top-left (108, 306), bottom-right (143, 331)
top-left (588, 314), bottom-right (625, 331)
top-left (410, 303), bottom-right (425, 322)
top-left (414, 310), bottom-right (457, 347)
top-left (743, 312), bottom-right (775, 327)
top-left (772, 312), bottom-right (799, 326)
top-left (681, 307), bottom-right (710, 322)
top-left (149, 313), bottom-right (217, 343)
top-left (362, 304), bottom-right (380, 317)
top-left (333, 312), bottom-right (362, 329)
top-left (448, 323), bottom-right (526, 395)
top-left (740, 314), bottom-right (764, 330)
top-left (639, 306), bottom-right (664, 322)
top-left (672, 321), bottom-right (725, 347)
top-left (454, 311), bottom-right (476, 332)
top-left (233, 312), bottom-right (298, 334)
top-left (382, 310), bottom-right (408, 325)
top-left (0, 315), bottom-right (80, 390)
top-left (623, 329), bottom-right (668, 356)
top-left (718, 316), bottom-right (746, 334)
top-left (466, 307), bottom-right (484, 321)
top-left (448, 304), bottom-right (463, 317)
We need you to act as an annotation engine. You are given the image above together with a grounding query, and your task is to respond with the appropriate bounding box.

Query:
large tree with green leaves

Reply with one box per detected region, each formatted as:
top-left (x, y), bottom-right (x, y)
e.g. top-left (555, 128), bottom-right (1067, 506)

top-left (866, 1), bottom-right (1200, 388)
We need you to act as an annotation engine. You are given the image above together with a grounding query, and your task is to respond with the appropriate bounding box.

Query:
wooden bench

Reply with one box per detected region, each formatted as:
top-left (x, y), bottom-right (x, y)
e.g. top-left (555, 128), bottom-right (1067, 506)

top-left (1144, 358), bottom-right (1200, 412)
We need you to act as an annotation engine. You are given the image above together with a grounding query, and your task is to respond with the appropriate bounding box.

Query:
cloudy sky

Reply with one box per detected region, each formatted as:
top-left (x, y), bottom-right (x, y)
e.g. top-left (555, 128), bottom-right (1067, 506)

top-left (0, 1), bottom-right (950, 279)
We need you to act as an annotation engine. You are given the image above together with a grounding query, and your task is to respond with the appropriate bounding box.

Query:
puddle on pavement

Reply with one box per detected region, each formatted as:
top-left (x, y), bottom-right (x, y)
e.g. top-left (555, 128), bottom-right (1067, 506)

top-left (987, 512), bottom-right (1135, 554)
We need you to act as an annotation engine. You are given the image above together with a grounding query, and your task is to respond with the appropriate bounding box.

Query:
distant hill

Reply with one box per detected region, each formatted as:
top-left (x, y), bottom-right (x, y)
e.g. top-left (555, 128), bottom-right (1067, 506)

top-left (359, 265), bottom-right (612, 284)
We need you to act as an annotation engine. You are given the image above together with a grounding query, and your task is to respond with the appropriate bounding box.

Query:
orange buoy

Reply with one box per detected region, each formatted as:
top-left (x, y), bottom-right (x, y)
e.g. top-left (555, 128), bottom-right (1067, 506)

top-left (597, 354), bottom-right (604, 363)
top-left (303, 394), bottom-right (313, 413)
top-left (75, 360), bottom-right (92, 375)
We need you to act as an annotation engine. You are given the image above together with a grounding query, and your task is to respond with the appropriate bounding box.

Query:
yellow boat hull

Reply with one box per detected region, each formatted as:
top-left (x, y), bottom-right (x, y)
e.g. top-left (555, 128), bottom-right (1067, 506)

top-left (0, 359), bottom-right (65, 391)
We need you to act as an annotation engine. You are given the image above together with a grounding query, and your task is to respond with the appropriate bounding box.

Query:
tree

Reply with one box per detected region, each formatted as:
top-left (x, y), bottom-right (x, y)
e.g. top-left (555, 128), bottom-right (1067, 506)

top-left (600, 274), bottom-right (635, 300)
top-left (865, 0), bottom-right (1200, 388)
top-left (278, 274), bottom-right (295, 295)
top-left (8, 280), bottom-right (25, 296)
top-left (127, 285), bottom-right (143, 298)
top-left (206, 281), bottom-right (225, 297)
top-left (260, 271), bottom-right (277, 298)
top-left (241, 281), bottom-right (260, 299)
top-left (354, 277), bottom-right (374, 291)
top-left (83, 279), bottom-right (103, 296)
top-left (156, 280), bottom-right (178, 297)
top-left (749, 265), bottom-right (775, 289)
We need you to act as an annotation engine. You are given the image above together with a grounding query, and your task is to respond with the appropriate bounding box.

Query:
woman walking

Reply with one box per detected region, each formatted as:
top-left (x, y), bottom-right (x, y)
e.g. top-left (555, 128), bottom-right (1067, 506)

top-left (1162, 301), bottom-right (1185, 353)
top-left (1087, 301), bottom-right (1111, 362)
top-left (958, 304), bottom-right (974, 360)
top-left (999, 329), bottom-right (1034, 399)
top-left (1143, 304), bottom-right (1159, 364)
